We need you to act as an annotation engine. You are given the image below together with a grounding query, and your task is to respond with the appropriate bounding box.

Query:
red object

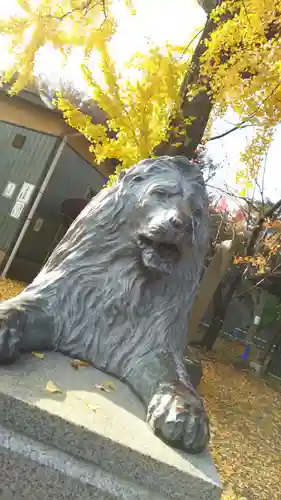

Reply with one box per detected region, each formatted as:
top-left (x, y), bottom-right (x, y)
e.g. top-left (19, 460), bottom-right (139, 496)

top-left (233, 208), bottom-right (245, 222)
top-left (214, 198), bottom-right (228, 213)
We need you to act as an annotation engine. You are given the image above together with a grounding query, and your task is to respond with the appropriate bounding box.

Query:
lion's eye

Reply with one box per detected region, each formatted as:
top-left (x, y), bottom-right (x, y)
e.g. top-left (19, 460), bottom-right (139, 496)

top-left (154, 188), bottom-right (169, 197)
top-left (133, 175), bottom-right (145, 183)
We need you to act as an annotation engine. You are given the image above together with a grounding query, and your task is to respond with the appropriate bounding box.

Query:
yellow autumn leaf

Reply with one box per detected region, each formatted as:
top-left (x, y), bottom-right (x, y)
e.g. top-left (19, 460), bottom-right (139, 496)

top-left (103, 381), bottom-right (115, 391)
top-left (32, 351), bottom-right (45, 359)
top-left (85, 402), bottom-right (99, 412)
top-left (94, 382), bottom-right (115, 393)
top-left (70, 359), bottom-right (89, 369)
top-left (45, 380), bottom-right (63, 394)
top-left (94, 384), bottom-right (111, 393)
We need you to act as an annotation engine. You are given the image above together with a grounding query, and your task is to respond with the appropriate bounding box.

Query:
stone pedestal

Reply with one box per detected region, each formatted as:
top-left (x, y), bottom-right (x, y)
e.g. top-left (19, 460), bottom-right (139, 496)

top-left (0, 353), bottom-right (221, 499)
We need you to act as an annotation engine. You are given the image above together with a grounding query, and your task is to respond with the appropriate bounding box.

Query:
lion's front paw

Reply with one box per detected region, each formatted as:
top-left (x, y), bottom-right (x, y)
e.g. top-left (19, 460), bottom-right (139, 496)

top-left (0, 313), bottom-right (21, 364)
top-left (147, 383), bottom-right (210, 454)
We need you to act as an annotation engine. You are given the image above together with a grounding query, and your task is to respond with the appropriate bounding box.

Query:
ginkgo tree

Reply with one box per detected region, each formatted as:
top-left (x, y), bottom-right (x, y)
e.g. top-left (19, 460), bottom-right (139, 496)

top-left (56, 43), bottom-right (190, 184)
top-left (201, 0), bottom-right (281, 184)
top-left (0, 0), bottom-right (193, 184)
top-left (1, 0), bottom-right (281, 187)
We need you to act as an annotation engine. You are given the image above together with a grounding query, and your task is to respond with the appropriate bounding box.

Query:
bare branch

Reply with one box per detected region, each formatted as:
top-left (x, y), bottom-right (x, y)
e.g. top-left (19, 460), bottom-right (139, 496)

top-left (233, 278), bottom-right (265, 299)
top-left (207, 82), bottom-right (281, 142)
top-left (207, 123), bottom-right (251, 142)
top-left (48, 0), bottom-right (100, 21)
top-left (260, 152), bottom-right (269, 207)
top-left (247, 198), bottom-right (281, 256)
top-left (206, 183), bottom-right (258, 212)
top-left (234, 262), bottom-right (281, 299)
top-left (214, 213), bottom-right (225, 246)
top-left (101, 0), bottom-right (108, 20)
top-left (179, 28), bottom-right (204, 60)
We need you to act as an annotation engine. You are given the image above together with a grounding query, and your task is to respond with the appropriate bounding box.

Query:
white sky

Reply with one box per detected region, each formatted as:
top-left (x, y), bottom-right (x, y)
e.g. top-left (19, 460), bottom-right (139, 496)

top-left (1, 0), bottom-right (281, 206)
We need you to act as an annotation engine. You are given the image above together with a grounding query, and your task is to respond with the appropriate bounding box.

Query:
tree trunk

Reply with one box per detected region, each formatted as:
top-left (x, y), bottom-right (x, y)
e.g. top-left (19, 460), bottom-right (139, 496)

top-left (197, 0), bottom-right (218, 14)
top-left (200, 285), bottom-right (223, 350)
top-left (245, 290), bottom-right (266, 343)
top-left (154, 5), bottom-right (221, 158)
top-left (260, 325), bottom-right (281, 375)
top-left (177, 15), bottom-right (215, 157)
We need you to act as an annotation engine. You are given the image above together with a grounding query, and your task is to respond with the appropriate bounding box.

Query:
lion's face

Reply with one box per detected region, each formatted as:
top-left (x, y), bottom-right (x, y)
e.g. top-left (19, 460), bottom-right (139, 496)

top-left (119, 156), bottom-right (208, 275)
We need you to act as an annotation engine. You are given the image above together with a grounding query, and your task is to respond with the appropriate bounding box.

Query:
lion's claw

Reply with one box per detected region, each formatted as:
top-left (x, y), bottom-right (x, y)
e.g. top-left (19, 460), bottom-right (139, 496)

top-left (147, 385), bottom-right (210, 454)
top-left (0, 313), bottom-right (21, 364)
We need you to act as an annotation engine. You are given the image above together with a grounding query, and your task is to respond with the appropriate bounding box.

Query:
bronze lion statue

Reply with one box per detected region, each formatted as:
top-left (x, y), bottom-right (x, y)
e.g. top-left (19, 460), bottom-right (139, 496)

top-left (0, 156), bottom-right (210, 453)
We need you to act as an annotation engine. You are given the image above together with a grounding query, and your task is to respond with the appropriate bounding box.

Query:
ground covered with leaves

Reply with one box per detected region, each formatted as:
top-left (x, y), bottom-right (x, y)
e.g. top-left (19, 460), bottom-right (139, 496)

top-left (0, 277), bottom-right (26, 300)
top-left (201, 352), bottom-right (281, 499)
top-left (0, 278), bottom-right (280, 499)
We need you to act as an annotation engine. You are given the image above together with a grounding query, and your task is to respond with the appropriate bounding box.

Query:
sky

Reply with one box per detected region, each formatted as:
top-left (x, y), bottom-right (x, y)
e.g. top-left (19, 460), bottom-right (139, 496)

top-left (1, 0), bottom-right (281, 207)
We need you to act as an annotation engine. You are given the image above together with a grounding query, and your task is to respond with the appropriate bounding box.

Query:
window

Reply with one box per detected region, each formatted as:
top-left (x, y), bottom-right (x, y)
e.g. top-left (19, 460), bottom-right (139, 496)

top-left (12, 134), bottom-right (26, 149)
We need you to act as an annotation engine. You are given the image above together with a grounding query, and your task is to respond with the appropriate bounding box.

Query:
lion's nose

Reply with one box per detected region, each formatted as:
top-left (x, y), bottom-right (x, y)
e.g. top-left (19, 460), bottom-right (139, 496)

top-left (169, 212), bottom-right (193, 234)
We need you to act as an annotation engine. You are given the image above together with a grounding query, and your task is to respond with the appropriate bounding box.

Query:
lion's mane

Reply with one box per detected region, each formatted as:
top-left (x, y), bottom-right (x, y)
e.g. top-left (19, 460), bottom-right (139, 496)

top-left (3, 156), bottom-right (208, 380)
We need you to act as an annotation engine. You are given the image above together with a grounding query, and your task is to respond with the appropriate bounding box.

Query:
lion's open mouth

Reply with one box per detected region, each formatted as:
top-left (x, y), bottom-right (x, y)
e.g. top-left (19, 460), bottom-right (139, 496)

top-left (138, 235), bottom-right (181, 262)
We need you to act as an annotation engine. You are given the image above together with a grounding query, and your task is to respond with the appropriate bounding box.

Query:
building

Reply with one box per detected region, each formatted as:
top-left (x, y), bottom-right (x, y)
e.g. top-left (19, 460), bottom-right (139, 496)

top-left (0, 88), bottom-right (113, 282)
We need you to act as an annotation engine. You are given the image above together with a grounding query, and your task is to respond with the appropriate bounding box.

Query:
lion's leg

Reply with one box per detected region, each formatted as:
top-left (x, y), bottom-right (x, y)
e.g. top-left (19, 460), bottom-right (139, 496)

top-left (124, 349), bottom-right (210, 454)
top-left (0, 297), bottom-right (55, 364)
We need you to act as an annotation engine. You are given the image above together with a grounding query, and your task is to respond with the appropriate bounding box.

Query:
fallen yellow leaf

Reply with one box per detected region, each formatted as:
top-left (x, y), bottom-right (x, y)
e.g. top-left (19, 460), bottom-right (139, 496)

top-left (71, 359), bottom-right (89, 369)
top-left (85, 402), bottom-right (99, 412)
top-left (103, 381), bottom-right (115, 391)
top-left (95, 384), bottom-right (111, 393)
top-left (45, 380), bottom-right (63, 394)
top-left (32, 352), bottom-right (45, 359)
top-left (94, 382), bottom-right (115, 393)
